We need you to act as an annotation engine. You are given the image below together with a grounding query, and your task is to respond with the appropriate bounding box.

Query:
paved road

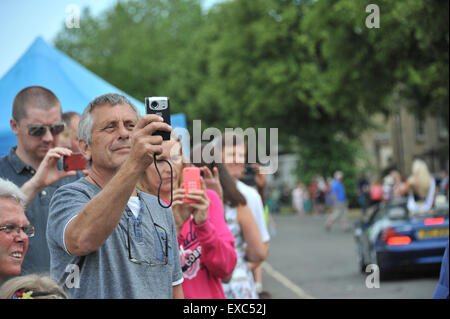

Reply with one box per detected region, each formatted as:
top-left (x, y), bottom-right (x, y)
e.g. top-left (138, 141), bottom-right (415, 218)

top-left (261, 213), bottom-right (441, 299)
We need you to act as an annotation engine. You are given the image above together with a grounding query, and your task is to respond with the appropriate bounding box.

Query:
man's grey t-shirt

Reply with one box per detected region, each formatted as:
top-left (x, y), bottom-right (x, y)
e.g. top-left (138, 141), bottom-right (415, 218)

top-left (47, 178), bottom-right (183, 299)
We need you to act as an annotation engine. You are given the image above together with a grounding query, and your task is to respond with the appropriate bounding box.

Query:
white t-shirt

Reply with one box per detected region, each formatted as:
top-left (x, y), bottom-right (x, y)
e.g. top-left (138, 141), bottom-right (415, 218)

top-left (127, 196), bottom-right (141, 218)
top-left (237, 180), bottom-right (270, 243)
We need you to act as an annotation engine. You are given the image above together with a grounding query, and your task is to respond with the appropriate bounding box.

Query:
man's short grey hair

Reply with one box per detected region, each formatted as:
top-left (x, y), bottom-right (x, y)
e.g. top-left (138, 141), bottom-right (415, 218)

top-left (78, 93), bottom-right (141, 144)
top-left (0, 178), bottom-right (27, 209)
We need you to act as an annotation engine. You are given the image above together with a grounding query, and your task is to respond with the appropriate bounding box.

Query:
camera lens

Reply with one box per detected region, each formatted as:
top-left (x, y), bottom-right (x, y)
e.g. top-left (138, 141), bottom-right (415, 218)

top-left (151, 101), bottom-right (159, 109)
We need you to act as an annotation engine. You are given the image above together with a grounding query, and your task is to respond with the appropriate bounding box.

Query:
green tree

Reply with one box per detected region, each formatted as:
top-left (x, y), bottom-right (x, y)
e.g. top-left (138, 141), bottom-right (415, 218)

top-left (54, 0), bottom-right (448, 204)
top-left (296, 0), bottom-right (448, 199)
top-left (54, 0), bottom-right (205, 114)
top-left (300, 0), bottom-right (449, 129)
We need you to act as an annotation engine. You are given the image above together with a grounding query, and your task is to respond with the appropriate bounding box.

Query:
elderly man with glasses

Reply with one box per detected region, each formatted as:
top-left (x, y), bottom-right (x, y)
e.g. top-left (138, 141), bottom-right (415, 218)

top-left (0, 86), bottom-right (84, 275)
top-left (47, 93), bottom-right (184, 299)
top-left (0, 178), bottom-right (35, 284)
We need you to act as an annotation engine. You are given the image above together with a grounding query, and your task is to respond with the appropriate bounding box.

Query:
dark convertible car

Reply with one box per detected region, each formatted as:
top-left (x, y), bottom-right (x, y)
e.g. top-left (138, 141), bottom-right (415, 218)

top-left (354, 196), bottom-right (449, 278)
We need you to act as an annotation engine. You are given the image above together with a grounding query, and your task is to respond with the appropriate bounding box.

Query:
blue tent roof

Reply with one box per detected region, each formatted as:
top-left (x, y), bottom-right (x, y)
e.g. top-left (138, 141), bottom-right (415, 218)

top-left (0, 37), bottom-right (187, 156)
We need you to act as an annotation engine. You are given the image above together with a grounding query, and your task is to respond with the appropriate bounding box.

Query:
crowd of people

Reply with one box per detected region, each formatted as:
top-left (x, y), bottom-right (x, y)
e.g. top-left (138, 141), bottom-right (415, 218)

top-left (290, 174), bottom-right (345, 219)
top-left (0, 86), bottom-right (447, 300)
top-left (356, 162), bottom-right (449, 217)
top-left (0, 86), bottom-right (273, 299)
top-left (290, 162), bottom-right (449, 220)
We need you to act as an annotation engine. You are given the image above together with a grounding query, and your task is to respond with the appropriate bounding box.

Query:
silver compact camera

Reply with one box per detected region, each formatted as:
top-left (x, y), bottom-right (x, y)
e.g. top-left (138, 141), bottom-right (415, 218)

top-left (145, 96), bottom-right (171, 140)
top-left (147, 97), bottom-right (169, 112)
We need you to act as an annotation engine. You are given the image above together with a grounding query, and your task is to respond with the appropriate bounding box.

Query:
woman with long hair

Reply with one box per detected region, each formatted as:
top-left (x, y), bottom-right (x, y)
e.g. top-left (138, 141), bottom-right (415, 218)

top-left (192, 141), bottom-right (267, 299)
top-left (405, 159), bottom-right (436, 215)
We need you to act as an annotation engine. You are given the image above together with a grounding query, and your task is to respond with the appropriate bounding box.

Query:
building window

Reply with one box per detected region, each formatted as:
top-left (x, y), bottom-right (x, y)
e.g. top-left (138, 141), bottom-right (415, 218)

top-left (415, 117), bottom-right (425, 142)
top-left (437, 116), bottom-right (448, 140)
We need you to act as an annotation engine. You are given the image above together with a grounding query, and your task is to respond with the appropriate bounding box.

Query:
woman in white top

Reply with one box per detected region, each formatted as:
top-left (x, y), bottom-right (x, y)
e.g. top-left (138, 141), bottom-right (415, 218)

top-left (192, 141), bottom-right (267, 299)
top-left (216, 164), bottom-right (266, 299)
top-left (404, 159), bottom-right (436, 215)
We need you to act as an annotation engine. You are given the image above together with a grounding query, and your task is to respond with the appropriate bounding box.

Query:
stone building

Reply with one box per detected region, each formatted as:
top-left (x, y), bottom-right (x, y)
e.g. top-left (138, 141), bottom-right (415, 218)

top-left (362, 106), bottom-right (448, 179)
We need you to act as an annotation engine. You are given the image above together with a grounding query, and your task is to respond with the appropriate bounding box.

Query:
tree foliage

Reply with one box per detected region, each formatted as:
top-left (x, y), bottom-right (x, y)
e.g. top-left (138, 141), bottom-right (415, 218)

top-left (54, 0), bottom-right (449, 202)
top-left (55, 0), bottom-right (205, 114)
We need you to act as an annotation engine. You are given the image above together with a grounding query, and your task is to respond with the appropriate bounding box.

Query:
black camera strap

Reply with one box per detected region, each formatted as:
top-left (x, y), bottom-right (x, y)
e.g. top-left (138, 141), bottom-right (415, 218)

top-left (153, 153), bottom-right (173, 209)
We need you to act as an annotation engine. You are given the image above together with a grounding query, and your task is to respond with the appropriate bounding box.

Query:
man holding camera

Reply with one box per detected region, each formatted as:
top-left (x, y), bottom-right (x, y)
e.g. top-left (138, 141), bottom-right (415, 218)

top-left (47, 93), bottom-right (183, 298)
top-left (0, 86), bottom-right (83, 275)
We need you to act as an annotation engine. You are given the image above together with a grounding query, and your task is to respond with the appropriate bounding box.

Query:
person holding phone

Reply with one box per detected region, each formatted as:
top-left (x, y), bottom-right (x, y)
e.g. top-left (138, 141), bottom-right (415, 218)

top-left (191, 141), bottom-right (267, 299)
top-left (0, 86), bottom-right (85, 275)
top-left (137, 137), bottom-right (237, 299)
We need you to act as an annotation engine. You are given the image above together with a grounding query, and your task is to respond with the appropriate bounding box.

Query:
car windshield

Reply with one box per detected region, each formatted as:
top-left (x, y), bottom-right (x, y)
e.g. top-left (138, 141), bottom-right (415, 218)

top-left (386, 206), bottom-right (407, 220)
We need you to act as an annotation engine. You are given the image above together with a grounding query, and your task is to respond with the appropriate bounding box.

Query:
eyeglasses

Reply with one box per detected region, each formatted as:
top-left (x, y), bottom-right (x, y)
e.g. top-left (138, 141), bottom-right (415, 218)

top-left (27, 123), bottom-right (65, 137)
top-left (126, 219), bottom-right (168, 266)
top-left (0, 224), bottom-right (35, 237)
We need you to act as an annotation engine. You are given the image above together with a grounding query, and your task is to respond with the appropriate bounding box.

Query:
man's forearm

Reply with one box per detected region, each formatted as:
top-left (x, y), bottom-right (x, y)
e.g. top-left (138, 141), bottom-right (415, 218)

top-left (20, 177), bottom-right (42, 207)
top-left (65, 161), bottom-right (142, 256)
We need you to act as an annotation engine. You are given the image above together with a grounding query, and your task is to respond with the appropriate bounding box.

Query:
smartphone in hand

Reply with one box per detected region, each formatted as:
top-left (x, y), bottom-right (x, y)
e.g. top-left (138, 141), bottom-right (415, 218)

top-left (183, 167), bottom-right (201, 203)
top-left (63, 153), bottom-right (87, 171)
top-left (145, 96), bottom-right (171, 141)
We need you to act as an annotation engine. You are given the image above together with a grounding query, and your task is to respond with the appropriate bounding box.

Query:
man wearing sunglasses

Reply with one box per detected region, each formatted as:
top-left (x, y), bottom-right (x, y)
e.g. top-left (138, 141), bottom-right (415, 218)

top-left (0, 178), bottom-right (32, 284)
top-left (47, 93), bottom-right (183, 299)
top-left (0, 86), bottom-right (84, 276)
